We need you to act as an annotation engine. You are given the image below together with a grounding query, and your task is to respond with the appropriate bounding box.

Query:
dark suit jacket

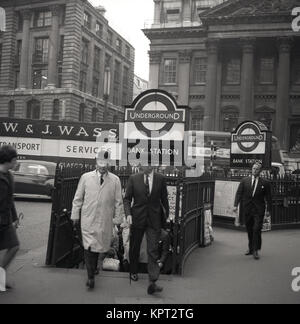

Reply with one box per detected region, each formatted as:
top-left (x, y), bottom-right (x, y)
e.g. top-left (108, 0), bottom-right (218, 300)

top-left (124, 173), bottom-right (169, 230)
top-left (0, 171), bottom-right (18, 226)
top-left (234, 177), bottom-right (272, 219)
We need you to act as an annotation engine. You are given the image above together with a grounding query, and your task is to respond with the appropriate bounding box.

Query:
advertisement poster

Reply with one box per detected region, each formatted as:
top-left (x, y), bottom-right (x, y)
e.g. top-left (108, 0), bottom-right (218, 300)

top-left (213, 181), bottom-right (240, 218)
top-left (204, 204), bottom-right (213, 246)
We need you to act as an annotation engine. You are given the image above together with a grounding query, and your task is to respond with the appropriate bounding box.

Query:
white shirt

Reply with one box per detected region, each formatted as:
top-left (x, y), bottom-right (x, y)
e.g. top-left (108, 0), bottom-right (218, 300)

top-left (144, 171), bottom-right (154, 194)
top-left (251, 176), bottom-right (259, 197)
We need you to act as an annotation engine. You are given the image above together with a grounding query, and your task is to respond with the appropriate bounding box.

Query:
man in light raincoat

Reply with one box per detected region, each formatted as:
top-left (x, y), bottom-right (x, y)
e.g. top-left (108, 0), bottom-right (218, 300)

top-left (71, 154), bottom-right (124, 289)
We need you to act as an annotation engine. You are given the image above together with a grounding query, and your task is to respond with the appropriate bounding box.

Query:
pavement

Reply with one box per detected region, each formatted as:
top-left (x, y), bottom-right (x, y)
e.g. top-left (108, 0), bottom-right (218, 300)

top-left (0, 228), bottom-right (299, 304)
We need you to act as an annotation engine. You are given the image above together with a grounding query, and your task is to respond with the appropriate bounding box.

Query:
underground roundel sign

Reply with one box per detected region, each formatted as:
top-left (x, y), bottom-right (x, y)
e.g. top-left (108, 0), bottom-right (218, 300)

top-left (124, 90), bottom-right (186, 140)
top-left (230, 121), bottom-right (272, 169)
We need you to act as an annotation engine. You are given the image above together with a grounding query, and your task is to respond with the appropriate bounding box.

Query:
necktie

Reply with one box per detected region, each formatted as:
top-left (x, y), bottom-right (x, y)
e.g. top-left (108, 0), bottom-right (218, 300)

top-left (145, 175), bottom-right (150, 197)
top-left (100, 176), bottom-right (104, 186)
top-left (252, 177), bottom-right (257, 196)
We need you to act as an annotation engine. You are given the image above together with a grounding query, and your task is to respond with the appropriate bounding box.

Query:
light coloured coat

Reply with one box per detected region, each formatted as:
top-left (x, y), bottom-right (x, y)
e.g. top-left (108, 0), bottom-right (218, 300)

top-left (71, 171), bottom-right (124, 253)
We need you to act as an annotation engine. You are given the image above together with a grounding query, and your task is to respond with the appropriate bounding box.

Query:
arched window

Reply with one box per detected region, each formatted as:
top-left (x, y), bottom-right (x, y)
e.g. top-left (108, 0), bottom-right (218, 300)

top-left (255, 107), bottom-right (275, 131)
top-left (221, 106), bottom-right (239, 132)
top-left (27, 99), bottom-right (41, 120)
top-left (8, 100), bottom-right (15, 118)
top-left (79, 103), bottom-right (85, 122)
top-left (191, 107), bottom-right (204, 131)
top-left (91, 108), bottom-right (98, 123)
top-left (52, 99), bottom-right (60, 120)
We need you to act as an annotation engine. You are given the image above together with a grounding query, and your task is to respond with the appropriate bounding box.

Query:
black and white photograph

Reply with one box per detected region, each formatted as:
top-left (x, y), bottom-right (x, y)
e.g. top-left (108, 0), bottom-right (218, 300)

top-left (0, 0), bottom-right (300, 309)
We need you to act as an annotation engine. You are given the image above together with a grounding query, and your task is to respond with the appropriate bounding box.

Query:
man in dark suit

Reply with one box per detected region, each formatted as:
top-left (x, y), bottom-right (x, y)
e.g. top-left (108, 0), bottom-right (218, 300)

top-left (234, 162), bottom-right (272, 260)
top-left (124, 165), bottom-right (169, 295)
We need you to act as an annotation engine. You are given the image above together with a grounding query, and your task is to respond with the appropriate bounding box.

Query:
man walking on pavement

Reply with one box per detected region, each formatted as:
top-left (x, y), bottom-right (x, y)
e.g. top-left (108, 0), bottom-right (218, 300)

top-left (234, 162), bottom-right (272, 260)
top-left (71, 153), bottom-right (124, 289)
top-left (124, 164), bottom-right (169, 295)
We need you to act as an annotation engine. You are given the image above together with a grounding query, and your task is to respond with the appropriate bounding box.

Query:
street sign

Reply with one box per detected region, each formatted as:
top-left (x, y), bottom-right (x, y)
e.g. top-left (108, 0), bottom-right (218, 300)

top-left (124, 89), bottom-right (189, 166)
top-left (230, 121), bottom-right (272, 169)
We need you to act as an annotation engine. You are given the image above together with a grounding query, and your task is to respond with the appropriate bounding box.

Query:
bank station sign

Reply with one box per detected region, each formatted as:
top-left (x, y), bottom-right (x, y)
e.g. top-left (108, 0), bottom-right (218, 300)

top-left (230, 121), bottom-right (272, 169)
top-left (124, 89), bottom-right (188, 165)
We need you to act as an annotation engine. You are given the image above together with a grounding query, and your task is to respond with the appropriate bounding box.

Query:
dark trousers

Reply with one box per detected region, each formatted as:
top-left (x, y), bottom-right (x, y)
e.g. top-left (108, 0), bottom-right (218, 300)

top-left (84, 248), bottom-right (99, 280)
top-left (129, 226), bottom-right (161, 283)
top-left (245, 205), bottom-right (264, 252)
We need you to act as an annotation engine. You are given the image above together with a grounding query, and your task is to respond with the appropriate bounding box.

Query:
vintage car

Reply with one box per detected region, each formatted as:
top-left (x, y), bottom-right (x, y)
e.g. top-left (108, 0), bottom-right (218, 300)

top-left (12, 160), bottom-right (57, 199)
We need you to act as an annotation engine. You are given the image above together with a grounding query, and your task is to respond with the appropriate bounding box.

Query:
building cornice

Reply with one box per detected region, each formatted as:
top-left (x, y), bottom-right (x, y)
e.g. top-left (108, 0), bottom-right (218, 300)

top-left (143, 26), bottom-right (206, 41)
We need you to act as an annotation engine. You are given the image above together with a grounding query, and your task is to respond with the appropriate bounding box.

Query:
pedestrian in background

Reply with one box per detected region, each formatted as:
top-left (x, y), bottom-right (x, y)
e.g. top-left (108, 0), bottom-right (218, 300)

top-left (234, 162), bottom-right (272, 260)
top-left (124, 165), bottom-right (169, 295)
top-left (71, 153), bottom-right (124, 289)
top-left (0, 145), bottom-right (20, 290)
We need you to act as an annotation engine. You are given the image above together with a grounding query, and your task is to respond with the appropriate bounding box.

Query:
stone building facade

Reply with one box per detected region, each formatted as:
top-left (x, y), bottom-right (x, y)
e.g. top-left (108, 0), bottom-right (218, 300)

top-left (144, 0), bottom-right (300, 151)
top-left (0, 0), bottom-right (135, 123)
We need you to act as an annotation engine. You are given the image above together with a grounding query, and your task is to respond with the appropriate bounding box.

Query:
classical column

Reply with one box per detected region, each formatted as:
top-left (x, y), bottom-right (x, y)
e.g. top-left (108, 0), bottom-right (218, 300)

top-left (149, 50), bottom-right (162, 89)
top-left (178, 50), bottom-right (191, 105)
top-left (182, 0), bottom-right (192, 24)
top-left (47, 5), bottom-right (61, 88)
top-left (204, 39), bottom-right (219, 130)
top-left (19, 10), bottom-right (32, 89)
top-left (276, 37), bottom-right (292, 150)
top-left (240, 37), bottom-right (255, 123)
top-left (153, 0), bottom-right (162, 24)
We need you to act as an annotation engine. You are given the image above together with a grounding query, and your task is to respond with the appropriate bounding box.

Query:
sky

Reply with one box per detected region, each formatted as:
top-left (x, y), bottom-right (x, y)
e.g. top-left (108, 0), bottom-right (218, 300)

top-left (90, 0), bottom-right (154, 81)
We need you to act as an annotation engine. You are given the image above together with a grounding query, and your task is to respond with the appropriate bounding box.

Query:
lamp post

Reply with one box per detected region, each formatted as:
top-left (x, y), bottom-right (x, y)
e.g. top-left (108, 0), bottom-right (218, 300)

top-left (103, 66), bottom-right (111, 122)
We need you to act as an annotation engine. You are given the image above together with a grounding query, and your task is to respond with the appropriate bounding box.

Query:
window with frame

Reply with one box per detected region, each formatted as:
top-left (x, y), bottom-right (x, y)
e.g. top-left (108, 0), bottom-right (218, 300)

top-left (81, 39), bottom-right (89, 65)
top-left (191, 110), bottom-right (204, 131)
top-left (32, 69), bottom-right (48, 89)
top-left (224, 58), bottom-right (241, 85)
top-left (163, 58), bottom-right (177, 84)
top-left (96, 22), bottom-right (103, 38)
top-left (116, 39), bottom-right (122, 53)
top-left (107, 30), bottom-right (113, 46)
top-left (16, 40), bottom-right (22, 65)
top-left (34, 38), bottom-right (49, 63)
top-left (15, 71), bottom-right (20, 89)
top-left (79, 70), bottom-right (87, 92)
top-left (79, 104), bottom-right (85, 122)
top-left (259, 57), bottom-right (275, 84)
top-left (194, 57), bottom-right (207, 84)
top-left (83, 12), bottom-right (91, 29)
top-left (92, 76), bottom-right (99, 97)
top-left (58, 66), bottom-right (63, 88)
top-left (17, 11), bottom-right (23, 31)
top-left (8, 101), bottom-right (15, 118)
top-left (58, 36), bottom-right (64, 62)
top-left (105, 54), bottom-right (111, 68)
top-left (91, 107), bottom-right (98, 122)
top-left (34, 11), bottom-right (52, 27)
top-left (113, 61), bottom-right (121, 105)
top-left (94, 47), bottom-right (101, 72)
top-left (27, 100), bottom-right (41, 120)
top-left (222, 111), bottom-right (239, 132)
top-left (52, 99), bottom-right (60, 120)
top-left (125, 45), bottom-right (131, 59)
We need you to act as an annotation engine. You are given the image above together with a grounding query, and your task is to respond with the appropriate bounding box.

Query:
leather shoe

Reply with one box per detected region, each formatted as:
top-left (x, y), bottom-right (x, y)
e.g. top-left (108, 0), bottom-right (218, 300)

top-left (245, 250), bottom-right (253, 256)
top-left (86, 279), bottom-right (95, 289)
top-left (130, 273), bottom-right (139, 282)
top-left (253, 251), bottom-right (260, 260)
top-left (147, 283), bottom-right (163, 295)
